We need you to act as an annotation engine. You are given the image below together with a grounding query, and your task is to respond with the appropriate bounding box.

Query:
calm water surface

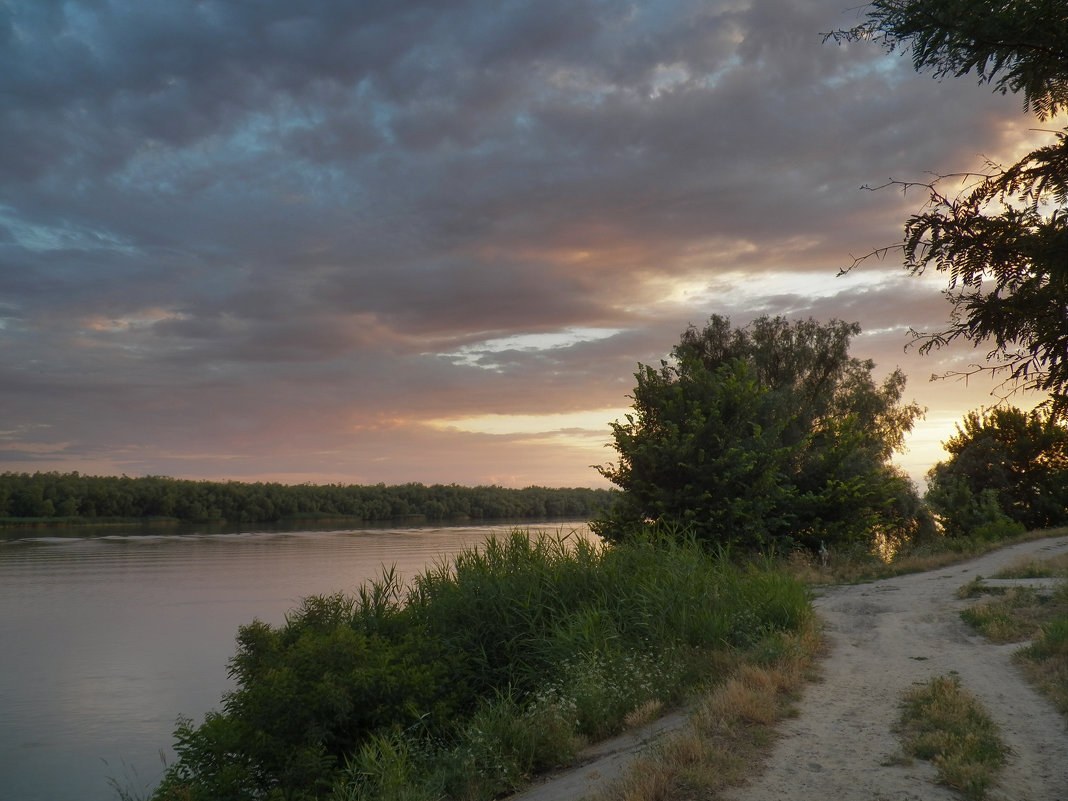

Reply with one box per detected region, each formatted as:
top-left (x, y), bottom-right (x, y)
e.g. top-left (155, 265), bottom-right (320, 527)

top-left (0, 521), bottom-right (588, 801)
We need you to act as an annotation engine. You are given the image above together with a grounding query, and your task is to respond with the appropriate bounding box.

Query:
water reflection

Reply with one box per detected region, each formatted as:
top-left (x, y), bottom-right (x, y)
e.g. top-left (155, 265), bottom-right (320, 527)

top-left (0, 516), bottom-right (574, 541)
top-left (0, 521), bottom-right (589, 801)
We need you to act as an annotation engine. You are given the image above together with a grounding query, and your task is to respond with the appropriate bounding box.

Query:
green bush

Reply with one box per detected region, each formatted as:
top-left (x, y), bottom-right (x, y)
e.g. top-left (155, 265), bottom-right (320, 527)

top-left (152, 530), bottom-right (810, 801)
top-left (972, 518), bottom-right (1027, 542)
top-left (593, 316), bottom-right (929, 554)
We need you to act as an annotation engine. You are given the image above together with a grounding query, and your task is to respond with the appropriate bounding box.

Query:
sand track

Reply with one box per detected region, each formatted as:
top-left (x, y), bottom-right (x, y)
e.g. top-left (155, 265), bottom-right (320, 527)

top-left (726, 534), bottom-right (1068, 801)
top-left (511, 534), bottom-right (1068, 801)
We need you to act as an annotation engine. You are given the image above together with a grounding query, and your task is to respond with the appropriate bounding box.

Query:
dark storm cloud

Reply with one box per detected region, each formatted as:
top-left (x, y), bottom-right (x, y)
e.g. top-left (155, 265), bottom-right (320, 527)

top-left (0, 0), bottom-right (1045, 485)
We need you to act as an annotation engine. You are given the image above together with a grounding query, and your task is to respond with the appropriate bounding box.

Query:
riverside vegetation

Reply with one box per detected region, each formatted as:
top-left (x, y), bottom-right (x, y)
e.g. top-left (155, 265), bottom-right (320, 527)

top-left (121, 313), bottom-right (1067, 801)
top-left (137, 525), bottom-right (1068, 801)
top-left (142, 528), bottom-right (811, 801)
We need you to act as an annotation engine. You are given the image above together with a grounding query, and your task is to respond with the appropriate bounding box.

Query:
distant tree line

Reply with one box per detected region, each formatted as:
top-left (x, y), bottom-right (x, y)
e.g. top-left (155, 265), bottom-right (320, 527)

top-left (0, 472), bottom-right (614, 524)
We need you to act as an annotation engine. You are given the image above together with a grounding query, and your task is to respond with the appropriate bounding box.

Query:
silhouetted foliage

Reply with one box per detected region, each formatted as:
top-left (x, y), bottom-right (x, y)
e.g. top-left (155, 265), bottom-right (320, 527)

top-left (926, 405), bottom-right (1068, 536)
top-left (0, 472), bottom-right (612, 525)
top-left (830, 0), bottom-right (1068, 418)
top-left (830, 1), bottom-right (1068, 120)
top-left (593, 316), bottom-right (931, 552)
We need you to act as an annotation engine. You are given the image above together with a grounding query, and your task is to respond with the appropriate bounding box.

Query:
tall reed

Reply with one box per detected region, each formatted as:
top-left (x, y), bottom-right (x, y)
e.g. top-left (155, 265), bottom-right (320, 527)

top-left (152, 528), bottom-right (811, 801)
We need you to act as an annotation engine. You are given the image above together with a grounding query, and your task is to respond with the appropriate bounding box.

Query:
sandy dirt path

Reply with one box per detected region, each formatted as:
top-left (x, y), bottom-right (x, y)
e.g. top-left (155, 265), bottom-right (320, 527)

top-left (511, 534), bottom-right (1068, 801)
top-left (725, 534), bottom-right (1068, 801)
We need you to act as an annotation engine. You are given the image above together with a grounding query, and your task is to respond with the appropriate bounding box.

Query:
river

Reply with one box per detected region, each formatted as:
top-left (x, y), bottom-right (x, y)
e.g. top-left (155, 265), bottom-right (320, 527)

top-left (0, 520), bottom-right (590, 801)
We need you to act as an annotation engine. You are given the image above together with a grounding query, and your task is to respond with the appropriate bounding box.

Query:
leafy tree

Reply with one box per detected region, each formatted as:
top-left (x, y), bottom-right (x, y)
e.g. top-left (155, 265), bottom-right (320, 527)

top-left (926, 405), bottom-right (1068, 535)
top-left (594, 316), bottom-right (930, 552)
top-left (830, 1), bottom-right (1068, 418)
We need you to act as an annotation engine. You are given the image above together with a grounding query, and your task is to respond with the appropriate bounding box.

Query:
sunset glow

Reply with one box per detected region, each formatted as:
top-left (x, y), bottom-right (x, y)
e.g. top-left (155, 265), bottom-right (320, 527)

top-left (0, 0), bottom-right (1056, 489)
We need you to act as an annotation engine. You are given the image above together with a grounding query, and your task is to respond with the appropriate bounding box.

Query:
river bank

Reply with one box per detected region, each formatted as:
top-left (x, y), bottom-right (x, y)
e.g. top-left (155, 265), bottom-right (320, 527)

top-left (505, 533), bottom-right (1068, 801)
top-left (1, 522), bottom-right (591, 801)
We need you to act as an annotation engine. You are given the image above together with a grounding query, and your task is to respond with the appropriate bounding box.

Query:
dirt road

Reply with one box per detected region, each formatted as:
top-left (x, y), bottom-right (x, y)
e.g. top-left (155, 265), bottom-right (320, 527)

top-left (512, 534), bottom-right (1068, 801)
top-left (726, 534), bottom-right (1068, 801)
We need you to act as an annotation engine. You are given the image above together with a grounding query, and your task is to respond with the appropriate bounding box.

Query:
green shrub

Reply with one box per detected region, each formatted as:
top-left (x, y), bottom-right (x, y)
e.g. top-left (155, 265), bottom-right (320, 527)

top-left (972, 518), bottom-right (1027, 542)
top-left (152, 530), bottom-right (810, 801)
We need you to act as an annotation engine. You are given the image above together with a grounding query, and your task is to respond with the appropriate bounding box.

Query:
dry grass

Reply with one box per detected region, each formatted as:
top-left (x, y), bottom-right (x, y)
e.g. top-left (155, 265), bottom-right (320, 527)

top-left (590, 619), bottom-right (822, 801)
top-left (787, 527), bottom-right (1068, 587)
top-left (992, 552), bottom-right (1068, 579)
top-left (701, 673), bottom-right (778, 726)
top-left (898, 674), bottom-right (1008, 801)
top-left (958, 550), bottom-right (1068, 722)
top-left (959, 587), bottom-right (1063, 643)
top-left (624, 700), bottom-right (665, 729)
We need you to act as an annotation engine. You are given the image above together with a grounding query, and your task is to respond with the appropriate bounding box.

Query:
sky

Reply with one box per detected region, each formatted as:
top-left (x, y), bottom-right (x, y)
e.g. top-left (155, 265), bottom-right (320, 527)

top-left (0, 0), bottom-right (1055, 489)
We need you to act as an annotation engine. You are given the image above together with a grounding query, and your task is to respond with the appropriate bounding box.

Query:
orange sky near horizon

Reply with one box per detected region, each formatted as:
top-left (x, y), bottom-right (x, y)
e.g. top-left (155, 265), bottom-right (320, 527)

top-left (0, 0), bottom-right (1059, 492)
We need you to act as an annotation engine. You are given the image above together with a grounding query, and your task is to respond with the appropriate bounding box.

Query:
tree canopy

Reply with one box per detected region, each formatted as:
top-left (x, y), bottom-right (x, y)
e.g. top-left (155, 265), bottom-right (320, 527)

top-left (926, 405), bottom-right (1068, 536)
top-left (832, 0), bottom-right (1068, 120)
top-left (831, 1), bottom-right (1068, 418)
top-left (593, 315), bottom-right (930, 553)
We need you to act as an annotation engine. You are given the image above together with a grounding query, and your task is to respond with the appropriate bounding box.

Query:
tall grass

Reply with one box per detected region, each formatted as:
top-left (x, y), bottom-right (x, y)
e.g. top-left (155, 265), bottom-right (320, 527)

top-left (331, 530), bottom-right (810, 801)
top-left (403, 530), bottom-right (808, 705)
top-left (150, 528), bottom-right (811, 801)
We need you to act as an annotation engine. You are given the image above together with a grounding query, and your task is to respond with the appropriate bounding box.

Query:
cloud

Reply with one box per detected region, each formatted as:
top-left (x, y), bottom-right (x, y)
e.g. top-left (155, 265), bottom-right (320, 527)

top-left (0, 0), bottom-right (1053, 488)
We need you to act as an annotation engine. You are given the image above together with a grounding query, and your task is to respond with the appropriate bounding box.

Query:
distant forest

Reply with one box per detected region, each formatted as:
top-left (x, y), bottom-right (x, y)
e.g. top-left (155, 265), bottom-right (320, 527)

top-left (0, 472), bottom-right (614, 525)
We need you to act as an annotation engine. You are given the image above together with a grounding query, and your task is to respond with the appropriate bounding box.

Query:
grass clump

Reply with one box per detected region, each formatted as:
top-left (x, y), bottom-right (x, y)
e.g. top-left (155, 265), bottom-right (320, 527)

top-left (956, 552), bottom-right (1068, 721)
top-left (959, 587), bottom-right (1052, 643)
top-left (1016, 616), bottom-right (1068, 716)
top-left (898, 674), bottom-right (1008, 800)
top-left (149, 528), bottom-right (811, 801)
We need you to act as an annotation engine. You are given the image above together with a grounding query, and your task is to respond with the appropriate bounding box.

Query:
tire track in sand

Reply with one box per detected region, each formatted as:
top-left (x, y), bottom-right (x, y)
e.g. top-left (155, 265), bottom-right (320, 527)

top-left (725, 534), bottom-right (1068, 801)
